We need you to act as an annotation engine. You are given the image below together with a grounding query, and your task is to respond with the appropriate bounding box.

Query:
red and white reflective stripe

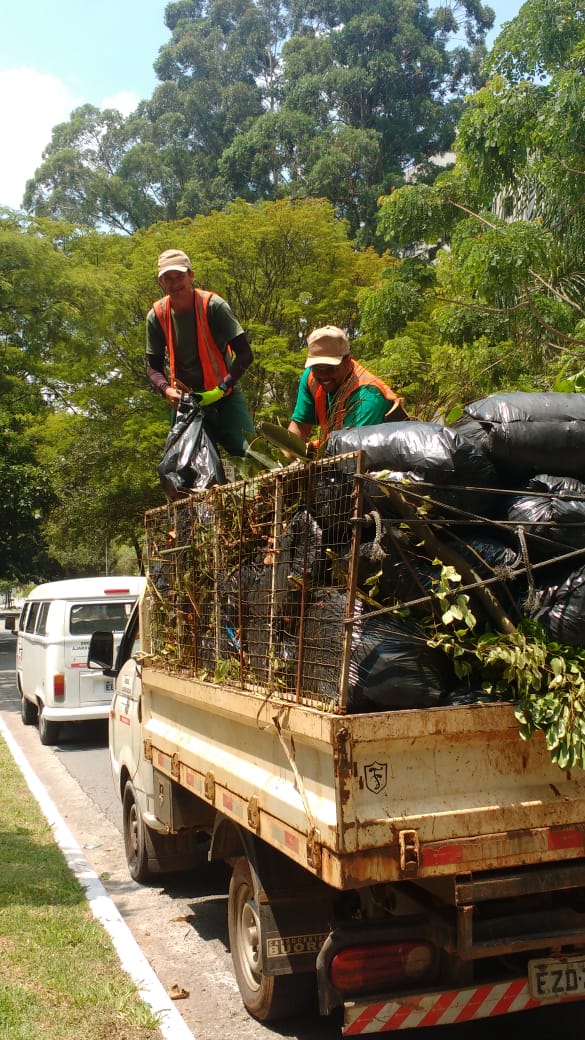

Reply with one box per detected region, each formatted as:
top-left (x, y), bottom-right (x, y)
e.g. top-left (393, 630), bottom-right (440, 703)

top-left (343, 979), bottom-right (544, 1034)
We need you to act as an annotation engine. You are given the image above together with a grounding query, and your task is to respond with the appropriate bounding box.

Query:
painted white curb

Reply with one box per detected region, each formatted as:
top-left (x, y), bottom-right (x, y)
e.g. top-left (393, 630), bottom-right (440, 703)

top-left (0, 716), bottom-right (196, 1040)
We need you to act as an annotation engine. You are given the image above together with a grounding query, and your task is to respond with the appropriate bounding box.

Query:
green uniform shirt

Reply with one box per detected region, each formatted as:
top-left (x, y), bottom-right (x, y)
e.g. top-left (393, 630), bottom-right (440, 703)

top-left (146, 294), bottom-right (243, 392)
top-left (291, 369), bottom-right (390, 429)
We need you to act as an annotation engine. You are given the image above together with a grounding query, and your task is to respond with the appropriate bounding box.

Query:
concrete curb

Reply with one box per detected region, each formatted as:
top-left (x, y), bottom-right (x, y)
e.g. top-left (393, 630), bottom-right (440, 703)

top-left (0, 715), bottom-right (196, 1040)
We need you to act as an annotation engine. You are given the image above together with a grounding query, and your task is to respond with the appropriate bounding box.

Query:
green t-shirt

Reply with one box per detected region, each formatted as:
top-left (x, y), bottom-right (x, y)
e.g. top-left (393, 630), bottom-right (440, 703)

top-left (291, 369), bottom-right (390, 429)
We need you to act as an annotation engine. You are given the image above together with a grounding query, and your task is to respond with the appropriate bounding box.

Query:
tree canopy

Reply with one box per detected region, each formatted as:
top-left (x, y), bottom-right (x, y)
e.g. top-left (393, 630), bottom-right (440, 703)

top-left (365, 0), bottom-right (585, 417)
top-left (0, 199), bottom-right (386, 581)
top-left (23, 0), bottom-right (494, 243)
top-left (6, 1), bottom-right (585, 584)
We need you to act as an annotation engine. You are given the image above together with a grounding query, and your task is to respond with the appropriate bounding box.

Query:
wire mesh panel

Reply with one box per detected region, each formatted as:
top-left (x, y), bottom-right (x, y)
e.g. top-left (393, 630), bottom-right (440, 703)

top-left (144, 456), bottom-right (362, 709)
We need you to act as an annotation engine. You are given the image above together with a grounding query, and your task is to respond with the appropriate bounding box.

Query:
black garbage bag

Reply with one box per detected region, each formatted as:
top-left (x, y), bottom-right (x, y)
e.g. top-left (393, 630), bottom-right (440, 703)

top-left (243, 512), bottom-right (327, 683)
top-left (346, 613), bottom-right (451, 713)
top-left (339, 534), bottom-right (439, 619)
top-left (299, 587), bottom-right (451, 710)
top-left (326, 421), bottom-right (497, 487)
top-left (521, 562), bottom-right (585, 647)
top-left (450, 415), bottom-right (492, 456)
top-left (361, 468), bottom-right (499, 523)
top-left (157, 398), bottom-right (226, 500)
top-left (312, 469), bottom-right (355, 545)
top-left (465, 392), bottom-right (585, 425)
top-left (507, 474), bottom-right (585, 554)
top-left (463, 393), bottom-right (585, 480)
top-left (443, 532), bottom-right (524, 626)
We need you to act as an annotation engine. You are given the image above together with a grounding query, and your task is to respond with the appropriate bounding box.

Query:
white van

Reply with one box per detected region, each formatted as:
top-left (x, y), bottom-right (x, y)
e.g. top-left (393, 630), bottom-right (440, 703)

top-left (16, 576), bottom-right (146, 745)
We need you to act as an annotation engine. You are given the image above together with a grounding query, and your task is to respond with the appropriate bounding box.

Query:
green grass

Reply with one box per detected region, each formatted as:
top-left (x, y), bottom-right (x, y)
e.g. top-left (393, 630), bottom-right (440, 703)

top-left (0, 737), bottom-right (161, 1040)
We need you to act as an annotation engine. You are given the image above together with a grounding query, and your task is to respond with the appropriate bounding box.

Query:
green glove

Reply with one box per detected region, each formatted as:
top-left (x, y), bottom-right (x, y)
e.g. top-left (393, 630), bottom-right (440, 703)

top-left (194, 385), bottom-right (225, 407)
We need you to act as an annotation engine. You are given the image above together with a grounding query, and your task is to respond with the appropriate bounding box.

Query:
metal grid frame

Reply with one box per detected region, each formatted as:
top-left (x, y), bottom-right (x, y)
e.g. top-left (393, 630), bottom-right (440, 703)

top-left (144, 456), bottom-right (363, 710)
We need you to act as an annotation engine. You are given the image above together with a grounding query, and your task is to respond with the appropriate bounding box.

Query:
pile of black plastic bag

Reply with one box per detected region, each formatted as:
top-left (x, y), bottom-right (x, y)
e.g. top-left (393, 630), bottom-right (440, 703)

top-left (321, 392), bottom-right (585, 713)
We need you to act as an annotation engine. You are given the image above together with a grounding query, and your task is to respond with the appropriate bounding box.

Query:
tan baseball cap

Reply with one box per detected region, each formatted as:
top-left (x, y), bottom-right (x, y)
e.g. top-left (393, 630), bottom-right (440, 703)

top-left (157, 249), bottom-right (192, 276)
top-left (305, 325), bottom-right (350, 367)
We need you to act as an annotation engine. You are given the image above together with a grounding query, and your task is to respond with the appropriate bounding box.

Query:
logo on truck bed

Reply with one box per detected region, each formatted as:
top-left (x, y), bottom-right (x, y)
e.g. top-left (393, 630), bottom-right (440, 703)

top-left (364, 760), bottom-right (387, 793)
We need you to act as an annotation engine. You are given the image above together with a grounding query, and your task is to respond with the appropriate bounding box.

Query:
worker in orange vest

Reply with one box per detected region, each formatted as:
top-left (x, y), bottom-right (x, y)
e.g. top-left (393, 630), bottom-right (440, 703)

top-left (288, 325), bottom-right (407, 449)
top-left (146, 248), bottom-right (255, 456)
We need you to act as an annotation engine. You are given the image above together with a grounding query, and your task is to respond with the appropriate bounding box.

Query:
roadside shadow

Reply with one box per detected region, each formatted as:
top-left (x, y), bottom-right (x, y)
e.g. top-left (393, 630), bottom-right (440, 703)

top-left (54, 719), bottom-right (109, 750)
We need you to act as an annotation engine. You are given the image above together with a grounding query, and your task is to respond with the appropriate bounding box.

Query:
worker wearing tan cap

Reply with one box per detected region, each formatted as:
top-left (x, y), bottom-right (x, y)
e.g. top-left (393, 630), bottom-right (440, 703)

top-left (147, 248), bottom-right (255, 456)
top-left (288, 325), bottom-right (407, 449)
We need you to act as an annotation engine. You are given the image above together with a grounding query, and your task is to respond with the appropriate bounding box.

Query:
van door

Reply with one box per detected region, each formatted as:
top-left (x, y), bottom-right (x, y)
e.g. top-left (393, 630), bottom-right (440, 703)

top-left (17, 601), bottom-right (54, 703)
top-left (65, 599), bottom-right (135, 710)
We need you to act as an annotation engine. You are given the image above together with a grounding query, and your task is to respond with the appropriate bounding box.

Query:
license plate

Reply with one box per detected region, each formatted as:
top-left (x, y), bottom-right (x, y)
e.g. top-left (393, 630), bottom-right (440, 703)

top-left (528, 954), bottom-right (585, 999)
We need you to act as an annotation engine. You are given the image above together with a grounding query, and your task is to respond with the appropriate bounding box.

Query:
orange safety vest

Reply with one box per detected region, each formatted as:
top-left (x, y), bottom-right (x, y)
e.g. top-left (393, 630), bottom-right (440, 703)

top-left (308, 361), bottom-right (400, 443)
top-left (152, 289), bottom-right (232, 392)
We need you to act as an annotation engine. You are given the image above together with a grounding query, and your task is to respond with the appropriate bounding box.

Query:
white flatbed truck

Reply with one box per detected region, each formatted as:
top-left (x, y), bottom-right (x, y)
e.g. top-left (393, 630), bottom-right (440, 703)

top-left (91, 457), bottom-right (585, 1033)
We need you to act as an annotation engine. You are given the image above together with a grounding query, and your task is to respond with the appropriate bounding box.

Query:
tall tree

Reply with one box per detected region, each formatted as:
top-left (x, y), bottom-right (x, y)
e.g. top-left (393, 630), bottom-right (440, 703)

top-left (1, 201), bottom-right (386, 568)
top-left (365, 0), bottom-right (585, 416)
top-left (23, 0), bottom-right (493, 241)
top-left (0, 409), bottom-right (61, 583)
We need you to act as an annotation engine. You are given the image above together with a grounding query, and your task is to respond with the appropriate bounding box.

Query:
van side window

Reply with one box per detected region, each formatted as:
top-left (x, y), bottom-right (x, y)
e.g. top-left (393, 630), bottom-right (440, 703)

top-left (69, 602), bottom-right (134, 636)
top-left (37, 602), bottom-right (51, 636)
top-left (25, 602), bottom-right (40, 634)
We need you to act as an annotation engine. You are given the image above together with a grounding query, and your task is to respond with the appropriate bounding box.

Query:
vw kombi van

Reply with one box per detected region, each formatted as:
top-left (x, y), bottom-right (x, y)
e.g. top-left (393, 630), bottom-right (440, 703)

top-left (16, 576), bottom-right (146, 745)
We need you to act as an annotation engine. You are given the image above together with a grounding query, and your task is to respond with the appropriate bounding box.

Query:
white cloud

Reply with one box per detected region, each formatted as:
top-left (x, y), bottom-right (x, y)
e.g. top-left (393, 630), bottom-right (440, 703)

top-left (101, 91), bottom-right (139, 116)
top-left (1, 67), bottom-right (79, 210)
top-left (0, 69), bottom-right (139, 211)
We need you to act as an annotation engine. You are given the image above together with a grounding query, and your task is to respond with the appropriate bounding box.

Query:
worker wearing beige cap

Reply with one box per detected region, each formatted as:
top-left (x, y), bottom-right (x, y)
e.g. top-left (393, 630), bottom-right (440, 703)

top-left (146, 248), bottom-right (255, 456)
top-left (288, 325), bottom-right (406, 448)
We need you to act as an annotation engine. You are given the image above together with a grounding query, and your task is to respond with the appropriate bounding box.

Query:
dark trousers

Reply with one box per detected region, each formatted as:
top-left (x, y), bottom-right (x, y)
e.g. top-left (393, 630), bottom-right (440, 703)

top-left (199, 385), bottom-right (255, 457)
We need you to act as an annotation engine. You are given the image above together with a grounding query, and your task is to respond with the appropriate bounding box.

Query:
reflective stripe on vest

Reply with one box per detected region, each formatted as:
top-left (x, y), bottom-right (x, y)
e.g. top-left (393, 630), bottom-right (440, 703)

top-left (307, 361), bottom-right (399, 442)
top-left (152, 290), bottom-right (230, 390)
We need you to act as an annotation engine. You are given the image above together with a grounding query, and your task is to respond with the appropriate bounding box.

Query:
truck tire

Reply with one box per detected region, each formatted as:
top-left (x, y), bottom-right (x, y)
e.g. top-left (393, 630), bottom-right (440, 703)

top-left (38, 705), bottom-right (60, 746)
top-left (20, 693), bottom-right (38, 726)
top-left (123, 780), bottom-right (153, 883)
top-left (228, 856), bottom-right (313, 1022)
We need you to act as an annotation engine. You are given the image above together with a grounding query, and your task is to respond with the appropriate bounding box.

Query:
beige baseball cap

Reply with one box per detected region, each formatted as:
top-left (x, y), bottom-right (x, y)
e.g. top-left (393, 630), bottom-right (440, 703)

top-left (158, 249), bottom-right (192, 276)
top-left (305, 325), bottom-right (350, 367)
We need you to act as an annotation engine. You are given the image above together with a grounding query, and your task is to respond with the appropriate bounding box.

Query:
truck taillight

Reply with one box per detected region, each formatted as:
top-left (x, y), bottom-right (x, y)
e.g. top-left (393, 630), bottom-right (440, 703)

top-left (329, 941), bottom-right (434, 995)
top-left (53, 674), bottom-right (65, 699)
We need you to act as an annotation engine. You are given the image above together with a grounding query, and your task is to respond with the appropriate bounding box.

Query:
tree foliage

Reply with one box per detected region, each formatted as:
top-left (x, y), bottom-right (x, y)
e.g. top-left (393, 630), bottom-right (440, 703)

top-left (0, 199), bottom-right (385, 579)
top-left (23, 0), bottom-right (493, 243)
top-left (8, 1), bottom-right (585, 578)
top-left (367, 0), bottom-right (585, 417)
top-left (428, 564), bottom-right (585, 771)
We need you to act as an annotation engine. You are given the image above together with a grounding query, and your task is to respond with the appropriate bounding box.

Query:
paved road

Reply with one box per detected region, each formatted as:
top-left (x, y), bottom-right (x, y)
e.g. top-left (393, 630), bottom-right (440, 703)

top-left (2, 627), bottom-right (585, 1039)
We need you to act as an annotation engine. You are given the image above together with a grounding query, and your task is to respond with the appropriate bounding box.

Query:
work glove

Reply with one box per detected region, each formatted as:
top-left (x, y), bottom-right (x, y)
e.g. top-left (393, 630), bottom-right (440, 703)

top-left (194, 385), bottom-right (225, 407)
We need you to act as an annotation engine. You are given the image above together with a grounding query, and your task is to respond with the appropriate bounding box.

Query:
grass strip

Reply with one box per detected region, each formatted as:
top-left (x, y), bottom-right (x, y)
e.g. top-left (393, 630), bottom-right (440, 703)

top-left (0, 736), bottom-right (161, 1040)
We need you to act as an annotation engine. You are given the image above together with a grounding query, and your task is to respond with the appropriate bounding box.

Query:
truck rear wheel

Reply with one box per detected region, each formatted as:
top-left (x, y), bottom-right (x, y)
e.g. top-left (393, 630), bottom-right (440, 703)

top-left (228, 856), bottom-right (313, 1022)
top-left (38, 705), bottom-right (60, 746)
top-left (123, 780), bottom-right (153, 883)
top-left (20, 693), bottom-right (37, 726)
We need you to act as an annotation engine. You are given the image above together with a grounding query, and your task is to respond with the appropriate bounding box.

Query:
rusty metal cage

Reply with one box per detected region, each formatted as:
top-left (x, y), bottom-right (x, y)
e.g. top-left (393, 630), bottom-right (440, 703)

top-left (144, 455), bottom-right (365, 711)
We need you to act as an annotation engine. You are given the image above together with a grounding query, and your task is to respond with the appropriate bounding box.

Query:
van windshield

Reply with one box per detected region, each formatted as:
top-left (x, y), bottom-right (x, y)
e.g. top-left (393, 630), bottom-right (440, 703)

top-left (69, 601), bottom-right (134, 636)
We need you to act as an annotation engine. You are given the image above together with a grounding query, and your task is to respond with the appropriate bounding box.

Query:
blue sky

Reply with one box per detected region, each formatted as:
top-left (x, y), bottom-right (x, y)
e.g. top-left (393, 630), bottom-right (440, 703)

top-left (1, 0), bottom-right (523, 210)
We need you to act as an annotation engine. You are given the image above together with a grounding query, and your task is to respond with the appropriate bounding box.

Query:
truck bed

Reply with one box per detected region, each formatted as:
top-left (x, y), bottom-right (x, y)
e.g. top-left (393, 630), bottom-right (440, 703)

top-left (141, 665), bottom-right (585, 889)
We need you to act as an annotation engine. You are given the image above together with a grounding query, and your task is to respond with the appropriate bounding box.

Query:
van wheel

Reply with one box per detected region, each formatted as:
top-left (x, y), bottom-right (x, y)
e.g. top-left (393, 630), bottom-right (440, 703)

top-left (20, 694), bottom-right (38, 726)
top-left (123, 780), bottom-right (152, 883)
top-left (228, 857), bottom-right (313, 1022)
top-left (38, 706), bottom-right (60, 746)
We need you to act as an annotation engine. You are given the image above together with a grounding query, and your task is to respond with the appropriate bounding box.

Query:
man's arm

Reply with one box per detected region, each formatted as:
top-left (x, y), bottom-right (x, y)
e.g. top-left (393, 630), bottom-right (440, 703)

top-left (146, 309), bottom-right (181, 405)
top-left (223, 332), bottom-right (253, 389)
top-left (287, 419), bottom-right (314, 443)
